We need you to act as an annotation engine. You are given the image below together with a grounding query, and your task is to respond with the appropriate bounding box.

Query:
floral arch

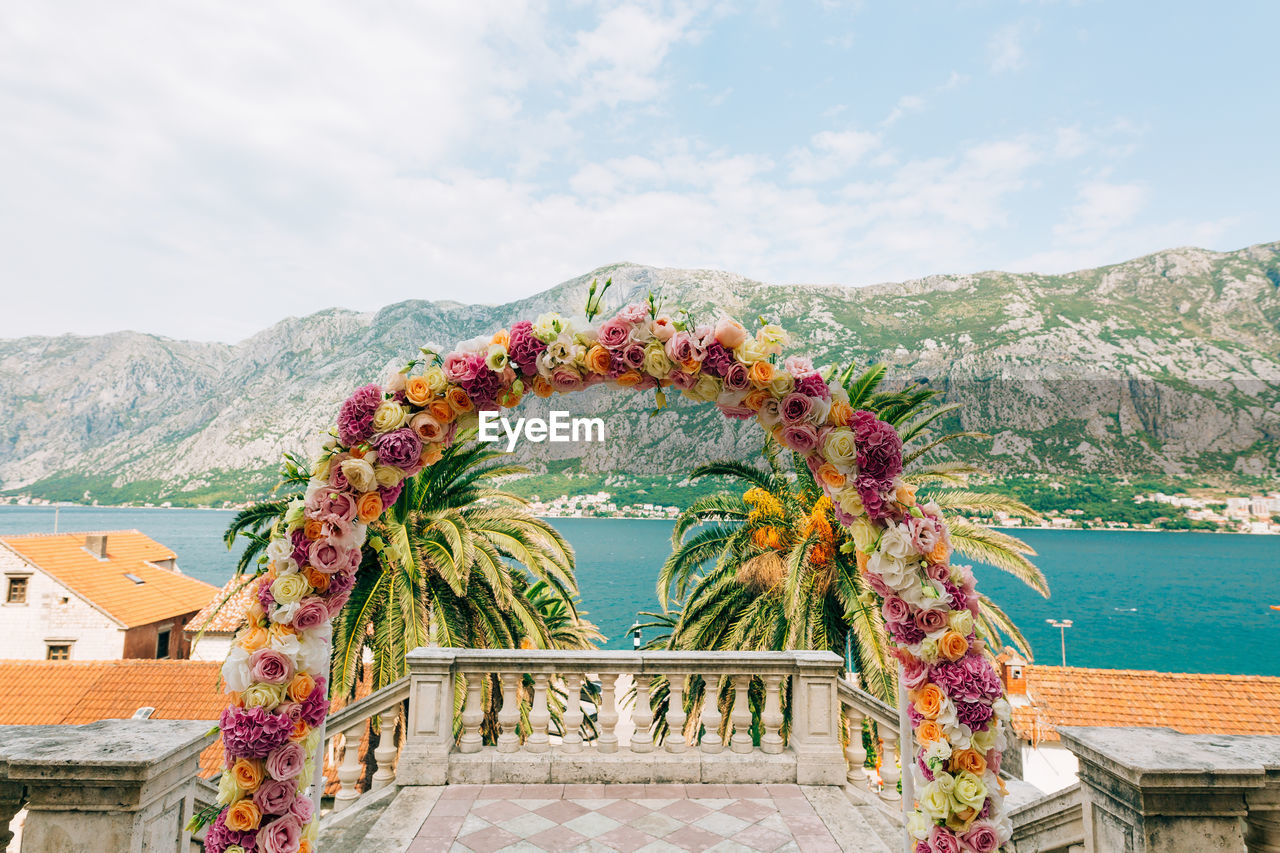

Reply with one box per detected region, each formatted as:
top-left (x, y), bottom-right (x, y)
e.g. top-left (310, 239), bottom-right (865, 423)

top-left (203, 295), bottom-right (1013, 853)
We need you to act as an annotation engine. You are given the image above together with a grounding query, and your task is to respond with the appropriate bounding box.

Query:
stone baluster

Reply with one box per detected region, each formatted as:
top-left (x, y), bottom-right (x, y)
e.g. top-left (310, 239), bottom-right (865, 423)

top-left (878, 724), bottom-right (901, 802)
top-left (370, 712), bottom-right (398, 789)
top-left (496, 673), bottom-right (521, 753)
top-left (597, 673), bottom-right (619, 753)
top-left (760, 674), bottom-right (785, 755)
top-left (333, 726), bottom-right (365, 811)
top-left (630, 674), bottom-right (655, 753)
top-left (731, 676), bottom-right (753, 754)
top-left (700, 675), bottom-right (724, 754)
top-left (459, 673), bottom-right (484, 754)
top-left (665, 674), bottom-right (688, 753)
top-left (526, 673), bottom-right (551, 753)
top-left (843, 711), bottom-right (869, 789)
top-left (561, 673), bottom-right (584, 754)
top-left (1, 781), bottom-right (23, 853)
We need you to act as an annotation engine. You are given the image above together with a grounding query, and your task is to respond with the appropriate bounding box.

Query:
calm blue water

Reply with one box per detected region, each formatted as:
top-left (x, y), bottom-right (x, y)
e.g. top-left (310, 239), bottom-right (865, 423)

top-left (2, 507), bottom-right (1276, 675)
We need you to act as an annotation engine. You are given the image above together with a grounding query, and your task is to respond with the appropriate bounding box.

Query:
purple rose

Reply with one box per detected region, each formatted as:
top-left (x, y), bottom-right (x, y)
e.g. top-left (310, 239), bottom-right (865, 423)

top-left (300, 677), bottom-right (329, 727)
top-left (779, 423), bottom-right (820, 454)
top-left (257, 577), bottom-right (276, 611)
top-left (914, 608), bottom-right (948, 635)
top-left (507, 321), bottom-right (546, 375)
top-left (669, 370), bottom-right (698, 391)
top-left (220, 705), bottom-right (294, 760)
top-left (379, 481), bottom-right (404, 509)
top-left (780, 392), bottom-right (816, 425)
top-left (257, 814), bottom-right (303, 853)
top-left (721, 360), bottom-right (750, 392)
top-left (962, 822), bottom-right (1000, 853)
top-left (291, 597), bottom-right (330, 632)
top-left (373, 427), bottom-right (423, 470)
top-left (621, 342), bottom-right (646, 370)
top-left (337, 384), bottom-right (383, 447)
top-left (253, 778), bottom-right (298, 817)
top-left (289, 529), bottom-right (310, 565)
top-left (249, 649), bottom-right (295, 685)
top-left (929, 825), bottom-right (961, 853)
top-left (888, 619), bottom-right (926, 645)
top-left (265, 741), bottom-right (306, 782)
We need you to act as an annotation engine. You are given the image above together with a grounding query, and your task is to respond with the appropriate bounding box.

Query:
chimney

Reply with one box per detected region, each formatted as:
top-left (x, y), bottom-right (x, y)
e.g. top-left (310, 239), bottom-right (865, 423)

top-left (84, 534), bottom-right (108, 559)
top-left (999, 649), bottom-right (1029, 697)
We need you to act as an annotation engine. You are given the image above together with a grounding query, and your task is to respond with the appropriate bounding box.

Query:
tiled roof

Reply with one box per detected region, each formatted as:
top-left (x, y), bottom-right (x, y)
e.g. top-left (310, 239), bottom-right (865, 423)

top-left (184, 575), bottom-right (259, 634)
top-left (0, 659), bottom-right (224, 725)
top-left (1, 530), bottom-right (218, 628)
top-left (1011, 664), bottom-right (1280, 743)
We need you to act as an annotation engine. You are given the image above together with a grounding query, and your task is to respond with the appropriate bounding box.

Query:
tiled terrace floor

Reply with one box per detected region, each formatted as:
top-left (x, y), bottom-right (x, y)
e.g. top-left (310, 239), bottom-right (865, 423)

top-left (336, 783), bottom-right (899, 853)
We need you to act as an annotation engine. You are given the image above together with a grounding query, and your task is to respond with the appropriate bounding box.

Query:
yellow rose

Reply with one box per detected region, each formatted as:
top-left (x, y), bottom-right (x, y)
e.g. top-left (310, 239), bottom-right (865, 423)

top-left (684, 374), bottom-right (720, 403)
top-left (767, 371), bottom-right (795, 397)
top-left (837, 488), bottom-right (866, 520)
top-left (217, 769), bottom-right (244, 805)
top-left (340, 457), bottom-right (378, 492)
top-left (919, 780), bottom-right (951, 820)
top-left (847, 514), bottom-right (876, 552)
top-left (919, 638), bottom-right (940, 663)
top-left (372, 400), bottom-right (407, 432)
top-left (948, 610), bottom-right (974, 637)
top-left (951, 770), bottom-right (987, 811)
top-left (734, 338), bottom-right (770, 363)
top-left (422, 365), bottom-right (448, 395)
top-left (971, 726), bottom-right (997, 753)
top-left (906, 810), bottom-right (932, 841)
top-left (822, 428), bottom-right (858, 470)
top-left (271, 573), bottom-right (309, 605)
top-left (757, 323), bottom-right (790, 351)
top-left (242, 682), bottom-right (286, 709)
top-left (374, 464), bottom-right (403, 488)
top-left (312, 457), bottom-right (332, 483)
top-left (642, 341), bottom-right (673, 377)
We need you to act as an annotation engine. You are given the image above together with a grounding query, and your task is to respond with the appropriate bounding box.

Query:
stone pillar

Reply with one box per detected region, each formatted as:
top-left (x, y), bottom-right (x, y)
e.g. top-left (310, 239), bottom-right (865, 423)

top-left (788, 651), bottom-right (847, 785)
top-left (396, 646), bottom-right (458, 786)
top-left (1, 780), bottom-right (23, 851)
top-left (1058, 726), bottom-right (1261, 853)
top-left (0, 719), bottom-right (214, 853)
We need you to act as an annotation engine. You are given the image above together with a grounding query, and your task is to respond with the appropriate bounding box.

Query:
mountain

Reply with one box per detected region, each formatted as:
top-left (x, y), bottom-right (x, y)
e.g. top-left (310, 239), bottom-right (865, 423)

top-left (2, 243), bottom-right (1278, 506)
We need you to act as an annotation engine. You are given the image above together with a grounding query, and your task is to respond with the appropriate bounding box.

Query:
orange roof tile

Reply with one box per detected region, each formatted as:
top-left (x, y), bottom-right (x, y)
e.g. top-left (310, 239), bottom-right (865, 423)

top-left (184, 575), bottom-right (259, 634)
top-left (1, 531), bottom-right (218, 628)
top-left (1011, 664), bottom-right (1280, 743)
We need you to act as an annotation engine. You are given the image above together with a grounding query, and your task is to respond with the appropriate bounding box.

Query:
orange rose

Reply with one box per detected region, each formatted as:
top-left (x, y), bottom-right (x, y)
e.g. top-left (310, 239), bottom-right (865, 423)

top-left (491, 329), bottom-right (510, 347)
top-left (299, 841), bottom-right (313, 853)
top-left (828, 400), bottom-right (854, 426)
top-left (916, 720), bottom-right (944, 744)
top-left (951, 748), bottom-right (987, 776)
top-left (428, 399), bottom-right (456, 423)
top-left (927, 539), bottom-right (950, 564)
top-left (226, 798), bottom-right (262, 832)
top-left (816, 463), bottom-right (846, 488)
top-left (291, 718), bottom-right (310, 741)
top-left (421, 443), bottom-right (444, 466)
top-left (303, 565), bottom-right (331, 593)
top-left (939, 630), bottom-right (969, 661)
top-left (679, 356), bottom-right (701, 373)
top-left (856, 550), bottom-right (869, 573)
top-left (303, 519), bottom-right (324, 540)
top-left (446, 387), bottom-right (473, 413)
top-left (498, 387), bottom-right (523, 408)
top-left (748, 360), bottom-right (774, 386)
top-left (914, 683), bottom-right (945, 719)
top-left (239, 622), bottom-right (269, 653)
top-left (532, 376), bottom-right (554, 398)
top-left (895, 482), bottom-right (918, 507)
top-left (405, 375), bottom-right (434, 407)
top-left (585, 345), bottom-right (611, 375)
top-left (742, 389), bottom-right (770, 411)
top-left (288, 672), bottom-right (316, 703)
top-left (231, 758), bottom-right (263, 792)
top-left (614, 370), bottom-right (643, 388)
top-left (356, 492), bottom-right (383, 523)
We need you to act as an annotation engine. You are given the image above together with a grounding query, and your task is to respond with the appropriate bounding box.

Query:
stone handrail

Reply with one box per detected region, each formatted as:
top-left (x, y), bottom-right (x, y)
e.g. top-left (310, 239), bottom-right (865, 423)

top-left (836, 677), bottom-right (906, 808)
top-left (323, 676), bottom-right (410, 812)
top-left (395, 647), bottom-right (851, 787)
top-left (0, 719), bottom-right (214, 853)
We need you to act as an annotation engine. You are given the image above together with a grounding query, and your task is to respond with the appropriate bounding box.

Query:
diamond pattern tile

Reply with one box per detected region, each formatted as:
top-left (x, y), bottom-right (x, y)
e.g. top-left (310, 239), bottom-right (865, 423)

top-left (414, 783), bottom-right (867, 852)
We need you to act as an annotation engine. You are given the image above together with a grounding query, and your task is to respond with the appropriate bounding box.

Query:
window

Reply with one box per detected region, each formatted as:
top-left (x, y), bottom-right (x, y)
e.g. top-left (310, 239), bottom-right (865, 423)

top-left (156, 627), bottom-right (171, 660)
top-left (46, 644), bottom-right (70, 661)
top-left (5, 576), bottom-right (27, 604)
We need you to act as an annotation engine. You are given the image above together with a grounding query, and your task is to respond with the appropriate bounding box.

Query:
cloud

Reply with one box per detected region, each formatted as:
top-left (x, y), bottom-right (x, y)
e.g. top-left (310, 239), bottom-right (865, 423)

top-left (987, 22), bottom-right (1033, 73)
top-left (1054, 181), bottom-right (1148, 242)
top-left (787, 130), bottom-right (881, 183)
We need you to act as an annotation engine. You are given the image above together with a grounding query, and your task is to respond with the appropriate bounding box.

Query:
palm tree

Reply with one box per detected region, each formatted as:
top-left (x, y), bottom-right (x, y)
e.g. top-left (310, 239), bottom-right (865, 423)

top-left (657, 362), bottom-right (1047, 704)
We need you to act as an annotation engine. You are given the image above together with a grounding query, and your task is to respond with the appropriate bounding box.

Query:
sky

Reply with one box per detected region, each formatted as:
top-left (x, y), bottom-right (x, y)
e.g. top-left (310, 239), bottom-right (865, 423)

top-left (1, 1), bottom-right (1277, 342)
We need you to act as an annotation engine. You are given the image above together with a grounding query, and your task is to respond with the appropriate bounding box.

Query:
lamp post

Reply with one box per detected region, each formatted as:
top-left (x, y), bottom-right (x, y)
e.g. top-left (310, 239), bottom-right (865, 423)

top-left (631, 621), bottom-right (641, 651)
top-left (1046, 618), bottom-right (1073, 667)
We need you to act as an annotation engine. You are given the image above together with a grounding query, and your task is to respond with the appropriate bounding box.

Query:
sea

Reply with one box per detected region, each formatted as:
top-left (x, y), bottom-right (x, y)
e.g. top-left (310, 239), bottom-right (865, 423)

top-left (1, 506), bottom-right (1276, 676)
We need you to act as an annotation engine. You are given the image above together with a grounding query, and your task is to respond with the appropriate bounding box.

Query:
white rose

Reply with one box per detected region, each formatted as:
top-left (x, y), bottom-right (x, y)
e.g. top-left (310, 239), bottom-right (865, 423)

top-left (371, 401), bottom-right (407, 433)
top-left (221, 645), bottom-right (251, 693)
top-left (272, 557), bottom-right (299, 576)
top-left (422, 365), bottom-right (448, 395)
top-left (918, 780), bottom-right (950, 820)
top-left (298, 632), bottom-right (330, 672)
top-left (878, 521), bottom-right (916, 560)
top-left (906, 810), bottom-right (931, 840)
top-left (867, 551), bottom-right (912, 591)
top-left (340, 457), bottom-right (378, 492)
top-left (271, 600), bottom-right (300, 625)
top-left (734, 339), bottom-right (770, 363)
top-left (533, 312), bottom-right (569, 342)
top-left (971, 725), bottom-right (997, 753)
top-left (821, 428), bottom-right (858, 471)
top-left (948, 610), bottom-right (974, 636)
top-left (993, 697), bottom-right (1012, 722)
top-left (266, 537), bottom-right (292, 562)
top-left (829, 382), bottom-right (849, 405)
top-left (217, 769), bottom-right (243, 805)
top-left (270, 630), bottom-right (301, 659)
top-left (810, 395), bottom-right (831, 425)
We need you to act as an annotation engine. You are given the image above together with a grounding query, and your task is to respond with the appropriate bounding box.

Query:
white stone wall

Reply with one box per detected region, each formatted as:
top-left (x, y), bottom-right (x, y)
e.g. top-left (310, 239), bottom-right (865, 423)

top-left (186, 633), bottom-right (232, 662)
top-left (1020, 741), bottom-right (1080, 793)
top-left (0, 547), bottom-right (124, 660)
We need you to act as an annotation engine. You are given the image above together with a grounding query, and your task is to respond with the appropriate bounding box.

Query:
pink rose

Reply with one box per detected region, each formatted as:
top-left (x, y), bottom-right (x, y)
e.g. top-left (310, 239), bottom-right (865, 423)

top-left (292, 597), bottom-right (330, 632)
top-left (622, 343), bottom-right (646, 370)
top-left (928, 825), bottom-right (960, 853)
top-left (914, 608), bottom-right (948, 635)
top-left (290, 793), bottom-right (314, 824)
top-left (550, 365), bottom-right (583, 392)
top-left (257, 814), bottom-right (303, 853)
top-left (721, 361), bottom-right (750, 392)
top-left (253, 778), bottom-right (297, 816)
top-left (962, 822), bottom-right (1000, 853)
top-left (782, 354), bottom-right (815, 377)
top-left (651, 316), bottom-right (675, 342)
top-left (249, 649), bottom-right (295, 685)
top-left (926, 562), bottom-right (950, 584)
top-left (714, 316), bottom-right (748, 349)
top-left (597, 317), bottom-right (632, 349)
top-left (308, 539), bottom-right (346, 574)
top-left (265, 741), bottom-right (306, 782)
top-left (881, 596), bottom-right (911, 624)
top-left (780, 392), bottom-right (816, 425)
top-left (319, 491), bottom-right (357, 523)
top-left (442, 352), bottom-right (480, 383)
top-left (664, 331), bottom-right (698, 364)
top-left (616, 303), bottom-right (648, 324)
top-left (901, 657), bottom-right (929, 690)
top-left (779, 423), bottom-right (820, 454)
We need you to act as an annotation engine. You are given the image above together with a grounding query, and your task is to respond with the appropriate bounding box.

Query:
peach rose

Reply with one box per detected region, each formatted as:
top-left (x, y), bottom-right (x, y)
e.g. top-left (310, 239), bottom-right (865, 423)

top-left (951, 748), bottom-right (987, 776)
top-left (356, 492), bottom-right (383, 523)
top-left (404, 375), bottom-right (434, 407)
top-left (225, 798), bottom-right (262, 832)
top-left (917, 720), bottom-right (944, 744)
top-left (679, 356), bottom-right (701, 374)
top-left (421, 443), bottom-right (444, 466)
top-left (291, 718), bottom-right (310, 741)
top-left (287, 672), bottom-right (316, 703)
top-left (714, 316), bottom-right (749, 349)
top-left (615, 370), bottom-right (643, 387)
top-left (816, 463), bottom-right (846, 488)
top-left (532, 376), bottom-right (554, 398)
top-left (895, 482), bottom-right (918, 507)
top-left (742, 389), bottom-right (771, 411)
top-left (239, 622), bottom-right (269, 653)
top-left (303, 519), bottom-right (324, 541)
top-left (828, 400), bottom-right (854, 426)
top-left (231, 758), bottom-right (263, 792)
top-left (491, 329), bottom-right (510, 347)
top-left (927, 539), bottom-right (950, 564)
top-left (939, 630), bottom-right (969, 661)
top-left (856, 550), bottom-right (869, 573)
top-left (428, 399), bottom-right (455, 423)
top-left (914, 683), bottom-right (945, 719)
top-left (446, 387), bottom-right (473, 413)
top-left (585, 344), bottom-right (611, 375)
top-left (303, 566), bottom-right (331, 593)
top-left (748, 360), bottom-right (774, 386)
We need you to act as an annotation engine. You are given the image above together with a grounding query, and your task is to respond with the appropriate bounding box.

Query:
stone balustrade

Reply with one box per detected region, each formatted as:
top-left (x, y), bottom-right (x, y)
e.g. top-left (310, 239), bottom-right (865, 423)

top-left (0, 719), bottom-right (214, 853)
top-left (321, 676), bottom-right (411, 813)
top-left (835, 676), bottom-right (904, 806)
top-left (1009, 726), bottom-right (1280, 853)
